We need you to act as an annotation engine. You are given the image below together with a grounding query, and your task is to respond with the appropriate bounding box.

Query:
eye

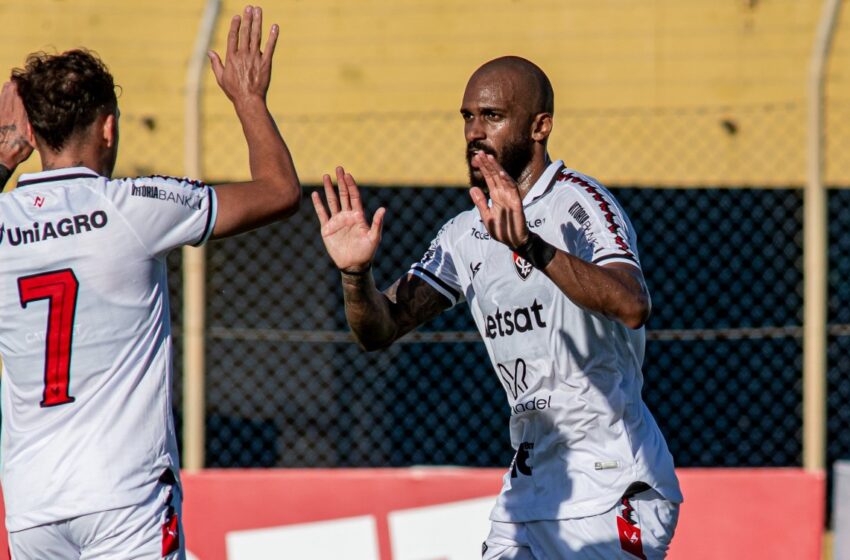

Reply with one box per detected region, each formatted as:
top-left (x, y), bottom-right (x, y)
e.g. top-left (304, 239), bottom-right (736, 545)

top-left (460, 111), bottom-right (473, 121)
top-left (483, 110), bottom-right (502, 122)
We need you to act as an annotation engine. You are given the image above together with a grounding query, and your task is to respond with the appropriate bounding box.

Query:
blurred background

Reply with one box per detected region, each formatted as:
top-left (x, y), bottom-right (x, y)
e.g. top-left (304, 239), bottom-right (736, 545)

top-left (1, 0), bottom-right (849, 555)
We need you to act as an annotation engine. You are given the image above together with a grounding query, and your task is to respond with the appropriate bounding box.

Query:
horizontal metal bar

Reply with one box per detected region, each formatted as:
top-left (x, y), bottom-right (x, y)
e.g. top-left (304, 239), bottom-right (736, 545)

top-left (199, 325), bottom-right (850, 344)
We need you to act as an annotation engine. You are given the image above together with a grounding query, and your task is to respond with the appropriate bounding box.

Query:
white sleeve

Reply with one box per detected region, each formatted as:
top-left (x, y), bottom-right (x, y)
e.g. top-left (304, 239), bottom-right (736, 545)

top-left (108, 175), bottom-right (217, 255)
top-left (556, 172), bottom-right (641, 268)
top-left (408, 220), bottom-right (464, 307)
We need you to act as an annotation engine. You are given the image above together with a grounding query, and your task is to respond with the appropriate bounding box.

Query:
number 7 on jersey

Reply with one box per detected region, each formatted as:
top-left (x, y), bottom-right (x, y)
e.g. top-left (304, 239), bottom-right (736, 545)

top-left (18, 269), bottom-right (79, 407)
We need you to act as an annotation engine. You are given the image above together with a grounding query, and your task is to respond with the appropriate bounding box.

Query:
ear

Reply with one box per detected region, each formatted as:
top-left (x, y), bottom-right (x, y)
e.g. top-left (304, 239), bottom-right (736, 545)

top-left (531, 112), bottom-right (553, 143)
top-left (102, 113), bottom-right (117, 148)
top-left (25, 121), bottom-right (36, 146)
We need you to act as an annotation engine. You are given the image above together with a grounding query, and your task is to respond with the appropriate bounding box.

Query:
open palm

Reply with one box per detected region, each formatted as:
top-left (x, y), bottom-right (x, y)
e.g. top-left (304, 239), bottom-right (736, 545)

top-left (312, 166), bottom-right (385, 272)
top-left (469, 152), bottom-right (529, 249)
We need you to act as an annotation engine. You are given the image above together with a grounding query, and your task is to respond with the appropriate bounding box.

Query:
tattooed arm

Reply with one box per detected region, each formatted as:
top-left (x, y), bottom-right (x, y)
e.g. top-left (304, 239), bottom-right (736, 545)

top-left (341, 271), bottom-right (452, 351)
top-left (313, 166), bottom-right (452, 350)
top-left (0, 82), bottom-right (34, 189)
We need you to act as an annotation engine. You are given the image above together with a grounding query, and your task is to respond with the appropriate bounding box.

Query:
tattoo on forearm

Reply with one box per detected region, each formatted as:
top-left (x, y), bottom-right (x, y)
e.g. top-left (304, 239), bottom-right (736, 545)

top-left (385, 275), bottom-right (452, 335)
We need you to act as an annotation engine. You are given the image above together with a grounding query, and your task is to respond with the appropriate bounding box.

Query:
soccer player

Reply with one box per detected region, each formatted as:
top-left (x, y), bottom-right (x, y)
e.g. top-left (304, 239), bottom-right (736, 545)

top-left (313, 56), bottom-right (683, 559)
top-left (0, 6), bottom-right (298, 558)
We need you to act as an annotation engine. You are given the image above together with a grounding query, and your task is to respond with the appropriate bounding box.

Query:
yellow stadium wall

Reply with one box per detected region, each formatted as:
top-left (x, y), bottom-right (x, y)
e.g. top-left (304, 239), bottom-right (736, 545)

top-left (1, 0), bottom-right (848, 188)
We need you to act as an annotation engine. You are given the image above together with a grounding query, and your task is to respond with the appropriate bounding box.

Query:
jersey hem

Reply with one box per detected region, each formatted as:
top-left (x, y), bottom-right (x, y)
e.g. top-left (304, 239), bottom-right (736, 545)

top-left (488, 482), bottom-right (683, 523)
top-left (5, 485), bottom-right (159, 533)
top-left (592, 254), bottom-right (641, 267)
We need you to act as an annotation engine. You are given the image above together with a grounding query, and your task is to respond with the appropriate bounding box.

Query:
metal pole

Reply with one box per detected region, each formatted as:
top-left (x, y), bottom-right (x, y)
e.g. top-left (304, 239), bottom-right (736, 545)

top-left (804, 0), bottom-right (842, 473)
top-left (182, 0), bottom-right (221, 472)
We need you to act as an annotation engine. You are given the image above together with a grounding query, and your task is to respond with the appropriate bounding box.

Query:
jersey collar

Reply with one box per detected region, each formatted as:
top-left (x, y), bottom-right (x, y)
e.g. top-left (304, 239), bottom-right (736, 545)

top-left (522, 159), bottom-right (565, 207)
top-left (16, 166), bottom-right (102, 189)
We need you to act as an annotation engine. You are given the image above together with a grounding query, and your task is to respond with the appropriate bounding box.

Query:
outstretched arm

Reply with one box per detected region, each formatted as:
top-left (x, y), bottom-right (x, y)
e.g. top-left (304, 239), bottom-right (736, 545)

top-left (312, 167), bottom-right (451, 350)
top-left (0, 81), bottom-right (34, 189)
top-left (208, 5), bottom-right (301, 238)
top-left (470, 152), bottom-right (650, 329)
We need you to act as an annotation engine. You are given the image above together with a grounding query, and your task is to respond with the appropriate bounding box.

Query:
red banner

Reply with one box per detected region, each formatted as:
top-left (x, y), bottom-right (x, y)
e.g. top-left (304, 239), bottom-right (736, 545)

top-left (0, 468), bottom-right (825, 559)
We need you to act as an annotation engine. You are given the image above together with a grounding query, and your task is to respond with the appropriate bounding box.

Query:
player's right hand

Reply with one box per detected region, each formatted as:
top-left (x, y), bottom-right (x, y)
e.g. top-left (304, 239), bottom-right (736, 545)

top-left (208, 5), bottom-right (278, 105)
top-left (312, 166), bottom-right (386, 274)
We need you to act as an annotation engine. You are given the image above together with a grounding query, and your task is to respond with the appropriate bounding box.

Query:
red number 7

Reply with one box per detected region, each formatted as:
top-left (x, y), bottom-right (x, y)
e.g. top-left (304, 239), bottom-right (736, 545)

top-left (18, 269), bottom-right (79, 407)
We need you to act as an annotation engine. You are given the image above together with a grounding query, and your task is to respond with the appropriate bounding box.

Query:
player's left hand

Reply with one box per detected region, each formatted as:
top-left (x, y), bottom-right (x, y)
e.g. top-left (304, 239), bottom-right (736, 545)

top-left (208, 5), bottom-right (278, 106)
top-left (469, 152), bottom-right (529, 249)
top-left (0, 81), bottom-right (34, 170)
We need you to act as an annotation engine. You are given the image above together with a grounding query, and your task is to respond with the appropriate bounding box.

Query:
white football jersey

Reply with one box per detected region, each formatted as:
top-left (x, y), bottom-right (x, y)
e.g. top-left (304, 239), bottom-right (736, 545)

top-left (0, 167), bottom-right (217, 532)
top-left (410, 160), bottom-right (683, 522)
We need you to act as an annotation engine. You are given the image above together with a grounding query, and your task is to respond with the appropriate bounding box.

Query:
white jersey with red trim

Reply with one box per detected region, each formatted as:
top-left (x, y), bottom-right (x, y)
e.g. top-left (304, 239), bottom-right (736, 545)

top-left (0, 167), bottom-right (217, 532)
top-left (409, 160), bottom-right (682, 522)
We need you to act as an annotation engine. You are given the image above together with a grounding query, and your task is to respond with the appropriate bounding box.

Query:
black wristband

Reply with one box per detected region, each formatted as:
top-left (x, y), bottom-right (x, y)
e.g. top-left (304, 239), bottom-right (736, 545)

top-left (340, 263), bottom-right (372, 277)
top-left (513, 232), bottom-right (556, 270)
top-left (0, 164), bottom-right (11, 190)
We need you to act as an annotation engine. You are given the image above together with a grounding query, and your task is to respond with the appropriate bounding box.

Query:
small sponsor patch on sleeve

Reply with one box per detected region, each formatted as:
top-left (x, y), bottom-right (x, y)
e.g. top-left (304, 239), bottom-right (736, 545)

top-left (131, 181), bottom-right (206, 211)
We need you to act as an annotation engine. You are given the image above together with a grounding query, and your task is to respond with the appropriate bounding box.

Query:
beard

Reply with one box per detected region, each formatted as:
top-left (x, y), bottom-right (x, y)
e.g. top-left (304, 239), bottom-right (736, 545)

top-left (466, 137), bottom-right (533, 193)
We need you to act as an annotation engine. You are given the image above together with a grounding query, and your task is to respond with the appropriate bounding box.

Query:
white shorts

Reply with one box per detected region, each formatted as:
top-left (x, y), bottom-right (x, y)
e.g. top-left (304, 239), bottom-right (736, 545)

top-left (9, 471), bottom-right (185, 560)
top-left (483, 487), bottom-right (679, 560)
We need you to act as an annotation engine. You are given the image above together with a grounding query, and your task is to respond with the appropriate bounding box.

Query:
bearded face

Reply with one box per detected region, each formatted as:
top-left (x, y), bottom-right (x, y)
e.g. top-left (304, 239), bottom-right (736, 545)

top-left (466, 134), bottom-right (534, 193)
top-left (461, 69), bottom-right (537, 195)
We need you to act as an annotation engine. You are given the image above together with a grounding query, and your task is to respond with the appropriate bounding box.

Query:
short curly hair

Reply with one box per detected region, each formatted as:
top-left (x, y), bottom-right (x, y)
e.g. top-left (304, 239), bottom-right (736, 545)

top-left (11, 49), bottom-right (118, 152)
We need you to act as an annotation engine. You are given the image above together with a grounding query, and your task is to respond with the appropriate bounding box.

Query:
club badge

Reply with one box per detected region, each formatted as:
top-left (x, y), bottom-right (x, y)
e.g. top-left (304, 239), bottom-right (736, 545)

top-left (513, 252), bottom-right (533, 280)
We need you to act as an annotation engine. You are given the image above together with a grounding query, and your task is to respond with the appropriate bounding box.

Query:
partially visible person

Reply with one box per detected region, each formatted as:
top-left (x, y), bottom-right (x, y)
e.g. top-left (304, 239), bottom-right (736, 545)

top-left (0, 81), bottom-right (34, 189)
top-left (0, 5), bottom-right (299, 558)
top-left (313, 56), bottom-right (682, 559)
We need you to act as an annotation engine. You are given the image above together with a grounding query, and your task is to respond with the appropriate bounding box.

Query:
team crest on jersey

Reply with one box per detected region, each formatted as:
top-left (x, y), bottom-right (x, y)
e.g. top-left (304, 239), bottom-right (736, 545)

top-left (512, 252), bottom-right (533, 280)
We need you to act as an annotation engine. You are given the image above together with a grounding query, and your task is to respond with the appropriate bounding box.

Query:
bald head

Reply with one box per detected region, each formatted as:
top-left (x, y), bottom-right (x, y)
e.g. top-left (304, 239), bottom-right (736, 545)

top-left (461, 56), bottom-right (555, 193)
top-left (469, 56), bottom-right (554, 116)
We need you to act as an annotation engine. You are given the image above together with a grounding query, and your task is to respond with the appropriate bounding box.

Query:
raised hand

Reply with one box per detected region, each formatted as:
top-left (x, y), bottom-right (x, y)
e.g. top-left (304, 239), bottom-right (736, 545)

top-left (469, 152), bottom-right (529, 249)
top-left (208, 5), bottom-right (278, 104)
top-left (312, 166), bottom-right (386, 273)
top-left (0, 81), bottom-right (34, 170)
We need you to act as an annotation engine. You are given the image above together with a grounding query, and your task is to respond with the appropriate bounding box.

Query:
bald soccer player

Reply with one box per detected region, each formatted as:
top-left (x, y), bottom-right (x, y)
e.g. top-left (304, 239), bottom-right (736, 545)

top-left (313, 56), bottom-right (683, 559)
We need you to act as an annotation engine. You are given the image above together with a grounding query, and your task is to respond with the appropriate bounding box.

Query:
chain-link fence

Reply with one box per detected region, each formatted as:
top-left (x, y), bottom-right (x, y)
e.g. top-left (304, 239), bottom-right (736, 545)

top-left (162, 179), bottom-right (815, 470)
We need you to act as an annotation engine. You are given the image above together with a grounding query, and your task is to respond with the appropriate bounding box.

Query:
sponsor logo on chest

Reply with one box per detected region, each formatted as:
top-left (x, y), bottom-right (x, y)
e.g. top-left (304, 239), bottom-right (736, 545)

top-left (484, 299), bottom-right (547, 339)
